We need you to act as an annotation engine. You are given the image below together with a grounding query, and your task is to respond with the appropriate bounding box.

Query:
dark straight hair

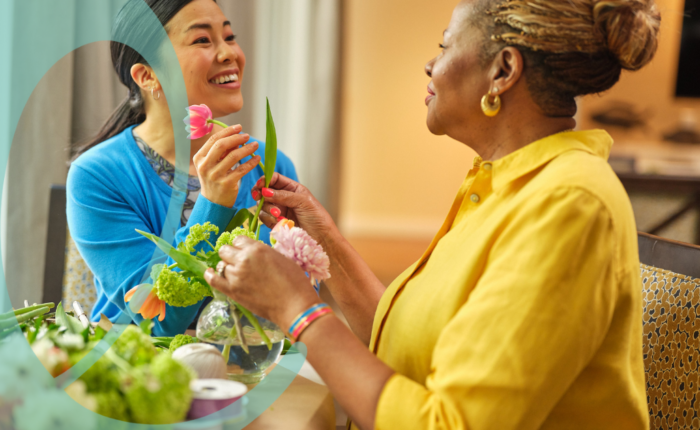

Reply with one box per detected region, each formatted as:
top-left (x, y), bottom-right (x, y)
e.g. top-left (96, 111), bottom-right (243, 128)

top-left (71, 0), bottom-right (211, 160)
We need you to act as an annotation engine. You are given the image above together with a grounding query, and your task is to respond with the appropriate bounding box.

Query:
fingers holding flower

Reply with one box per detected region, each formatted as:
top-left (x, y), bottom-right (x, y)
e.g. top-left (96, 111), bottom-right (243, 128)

top-left (192, 127), bottom-right (261, 208)
top-left (205, 236), bottom-right (320, 330)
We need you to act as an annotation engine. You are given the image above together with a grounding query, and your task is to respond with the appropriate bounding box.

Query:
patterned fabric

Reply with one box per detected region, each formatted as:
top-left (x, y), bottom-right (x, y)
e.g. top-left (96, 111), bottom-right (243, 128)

top-left (641, 264), bottom-right (700, 429)
top-left (133, 131), bottom-right (201, 227)
top-left (62, 230), bottom-right (96, 317)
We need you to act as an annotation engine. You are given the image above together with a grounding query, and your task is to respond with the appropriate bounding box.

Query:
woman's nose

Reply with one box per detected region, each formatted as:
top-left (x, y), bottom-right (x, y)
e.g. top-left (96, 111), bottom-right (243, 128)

top-left (217, 43), bottom-right (237, 64)
top-left (425, 59), bottom-right (434, 78)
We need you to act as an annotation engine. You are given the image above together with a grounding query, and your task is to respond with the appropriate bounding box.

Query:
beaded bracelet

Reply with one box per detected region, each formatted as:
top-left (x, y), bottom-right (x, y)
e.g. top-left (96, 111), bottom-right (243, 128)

top-left (288, 303), bottom-right (333, 340)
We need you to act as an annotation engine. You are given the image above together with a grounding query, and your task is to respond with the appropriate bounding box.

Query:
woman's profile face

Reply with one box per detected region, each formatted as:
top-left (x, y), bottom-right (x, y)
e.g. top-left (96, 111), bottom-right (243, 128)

top-left (165, 0), bottom-right (246, 118)
top-left (424, 0), bottom-right (489, 137)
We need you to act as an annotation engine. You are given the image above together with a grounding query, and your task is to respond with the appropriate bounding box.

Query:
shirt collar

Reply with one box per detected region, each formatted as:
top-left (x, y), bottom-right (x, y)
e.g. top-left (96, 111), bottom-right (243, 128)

top-left (485, 129), bottom-right (613, 191)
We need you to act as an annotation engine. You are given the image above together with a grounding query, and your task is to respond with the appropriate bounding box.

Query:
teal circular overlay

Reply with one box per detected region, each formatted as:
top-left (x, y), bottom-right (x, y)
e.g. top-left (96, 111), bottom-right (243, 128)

top-left (0, 1), bottom-right (304, 428)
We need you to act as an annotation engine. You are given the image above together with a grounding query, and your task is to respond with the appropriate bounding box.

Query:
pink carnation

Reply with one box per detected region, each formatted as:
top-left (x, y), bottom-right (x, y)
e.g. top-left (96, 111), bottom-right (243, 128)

top-left (271, 224), bottom-right (330, 285)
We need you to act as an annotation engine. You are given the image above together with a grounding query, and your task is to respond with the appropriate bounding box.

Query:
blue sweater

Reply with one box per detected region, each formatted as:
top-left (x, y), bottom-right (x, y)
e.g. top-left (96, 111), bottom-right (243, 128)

top-left (66, 125), bottom-right (298, 336)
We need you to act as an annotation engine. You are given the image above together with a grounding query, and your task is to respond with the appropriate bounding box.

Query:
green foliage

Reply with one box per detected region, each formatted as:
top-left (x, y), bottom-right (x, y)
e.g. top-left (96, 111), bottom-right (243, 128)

top-left (155, 268), bottom-right (212, 307)
top-left (123, 353), bottom-right (195, 424)
top-left (94, 390), bottom-right (131, 422)
top-left (225, 208), bottom-right (253, 232)
top-left (215, 228), bottom-right (257, 252)
top-left (182, 222), bottom-right (219, 253)
top-left (136, 230), bottom-right (210, 278)
top-left (264, 98), bottom-right (278, 188)
top-left (149, 264), bottom-right (165, 282)
top-left (55, 302), bottom-right (84, 334)
top-left (169, 334), bottom-right (197, 352)
top-left (72, 350), bottom-right (122, 395)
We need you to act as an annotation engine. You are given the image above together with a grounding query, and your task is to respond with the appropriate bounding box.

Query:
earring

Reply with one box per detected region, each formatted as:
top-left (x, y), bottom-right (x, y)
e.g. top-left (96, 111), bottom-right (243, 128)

top-left (151, 87), bottom-right (160, 100)
top-left (481, 89), bottom-right (501, 117)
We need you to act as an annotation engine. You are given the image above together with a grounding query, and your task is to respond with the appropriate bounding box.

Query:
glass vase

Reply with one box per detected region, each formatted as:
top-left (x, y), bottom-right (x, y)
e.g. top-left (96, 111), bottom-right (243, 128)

top-left (196, 290), bottom-right (285, 384)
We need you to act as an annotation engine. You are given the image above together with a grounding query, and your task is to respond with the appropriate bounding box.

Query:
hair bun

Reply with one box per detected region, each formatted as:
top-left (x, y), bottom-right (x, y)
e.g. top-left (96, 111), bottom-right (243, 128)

top-left (593, 0), bottom-right (661, 71)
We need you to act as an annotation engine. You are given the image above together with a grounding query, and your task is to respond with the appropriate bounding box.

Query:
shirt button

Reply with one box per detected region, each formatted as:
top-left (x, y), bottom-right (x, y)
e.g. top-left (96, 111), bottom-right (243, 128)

top-left (470, 194), bottom-right (480, 203)
top-left (483, 163), bottom-right (492, 171)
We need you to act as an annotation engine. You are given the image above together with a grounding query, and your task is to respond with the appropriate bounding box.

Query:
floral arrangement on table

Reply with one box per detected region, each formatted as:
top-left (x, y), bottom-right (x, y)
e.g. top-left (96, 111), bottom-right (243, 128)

top-left (125, 100), bottom-right (330, 370)
top-left (0, 303), bottom-right (196, 428)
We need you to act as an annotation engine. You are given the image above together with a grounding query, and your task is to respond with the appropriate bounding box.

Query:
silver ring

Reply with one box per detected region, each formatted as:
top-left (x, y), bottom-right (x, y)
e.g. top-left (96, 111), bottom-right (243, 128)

top-left (217, 263), bottom-right (228, 279)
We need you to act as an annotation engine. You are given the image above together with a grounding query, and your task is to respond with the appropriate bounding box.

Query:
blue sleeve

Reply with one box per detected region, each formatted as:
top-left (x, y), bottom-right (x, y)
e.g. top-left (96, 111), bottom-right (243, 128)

top-left (66, 165), bottom-right (234, 336)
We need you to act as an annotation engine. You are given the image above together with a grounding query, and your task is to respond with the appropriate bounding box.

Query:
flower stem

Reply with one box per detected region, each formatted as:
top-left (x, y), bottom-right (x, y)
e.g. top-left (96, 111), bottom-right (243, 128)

top-left (208, 119), bottom-right (229, 128)
top-left (250, 198), bottom-right (265, 233)
top-left (231, 306), bottom-right (248, 353)
top-left (205, 239), bottom-right (216, 251)
top-left (235, 303), bottom-right (272, 350)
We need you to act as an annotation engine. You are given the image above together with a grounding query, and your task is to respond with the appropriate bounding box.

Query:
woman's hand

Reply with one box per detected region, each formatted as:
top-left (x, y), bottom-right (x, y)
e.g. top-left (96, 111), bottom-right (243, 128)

top-left (204, 236), bottom-right (320, 331)
top-left (193, 125), bottom-right (261, 208)
top-left (251, 173), bottom-right (337, 247)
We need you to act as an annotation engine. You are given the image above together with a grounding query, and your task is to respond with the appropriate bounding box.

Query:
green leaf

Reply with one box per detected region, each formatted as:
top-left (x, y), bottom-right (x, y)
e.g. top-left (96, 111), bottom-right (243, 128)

top-left (264, 98), bottom-right (278, 187)
top-left (226, 208), bottom-right (254, 233)
top-left (140, 319), bottom-right (153, 336)
top-left (93, 325), bottom-right (107, 341)
top-left (56, 302), bottom-right (85, 334)
top-left (136, 230), bottom-right (209, 278)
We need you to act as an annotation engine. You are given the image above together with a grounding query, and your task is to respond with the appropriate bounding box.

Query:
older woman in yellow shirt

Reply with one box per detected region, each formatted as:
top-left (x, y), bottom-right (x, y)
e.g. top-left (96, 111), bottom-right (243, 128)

top-left (204, 0), bottom-right (660, 428)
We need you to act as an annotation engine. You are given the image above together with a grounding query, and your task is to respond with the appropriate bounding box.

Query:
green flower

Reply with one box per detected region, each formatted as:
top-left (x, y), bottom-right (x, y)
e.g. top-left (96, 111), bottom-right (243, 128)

top-left (123, 353), bottom-right (195, 424)
top-left (169, 334), bottom-right (197, 352)
top-left (182, 222), bottom-right (219, 253)
top-left (155, 268), bottom-right (212, 307)
top-left (111, 325), bottom-right (159, 367)
top-left (215, 228), bottom-right (257, 252)
top-left (93, 390), bottom-right (130, 422)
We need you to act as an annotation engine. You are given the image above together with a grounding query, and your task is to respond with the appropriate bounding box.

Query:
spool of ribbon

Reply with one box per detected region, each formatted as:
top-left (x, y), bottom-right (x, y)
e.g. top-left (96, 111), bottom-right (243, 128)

top-left (187, 379), bottom-right (248, 421)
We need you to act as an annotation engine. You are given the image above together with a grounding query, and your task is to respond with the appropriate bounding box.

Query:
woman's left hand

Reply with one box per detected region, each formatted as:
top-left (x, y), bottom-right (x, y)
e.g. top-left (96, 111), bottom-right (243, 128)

top-left (204, 236), bottom-right (320, 331)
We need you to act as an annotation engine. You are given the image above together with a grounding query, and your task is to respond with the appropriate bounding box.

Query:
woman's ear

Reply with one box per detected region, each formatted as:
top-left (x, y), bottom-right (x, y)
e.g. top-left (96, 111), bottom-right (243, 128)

top-left (488, 47), bottom-right (524, 96)
top-left (130, 63), bottom-right (160, 91)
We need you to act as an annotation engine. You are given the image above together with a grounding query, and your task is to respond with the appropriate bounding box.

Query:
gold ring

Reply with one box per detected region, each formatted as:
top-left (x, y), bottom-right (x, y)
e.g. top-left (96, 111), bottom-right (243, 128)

top-left (217, 263), bottom-right (228, 279)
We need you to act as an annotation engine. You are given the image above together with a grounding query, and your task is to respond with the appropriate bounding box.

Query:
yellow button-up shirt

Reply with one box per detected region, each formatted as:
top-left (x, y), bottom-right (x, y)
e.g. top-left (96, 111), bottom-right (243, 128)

top-left (363, 130), bottom-right (648, 429)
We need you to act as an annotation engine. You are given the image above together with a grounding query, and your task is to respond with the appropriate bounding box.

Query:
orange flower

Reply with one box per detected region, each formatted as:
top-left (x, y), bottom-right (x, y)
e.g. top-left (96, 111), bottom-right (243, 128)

top-left (125, 285), bottom-right (166, 322)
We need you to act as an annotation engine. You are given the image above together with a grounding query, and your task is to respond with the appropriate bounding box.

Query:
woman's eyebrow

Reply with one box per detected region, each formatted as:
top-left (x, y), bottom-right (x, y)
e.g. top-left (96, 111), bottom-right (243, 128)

top-left (184, 21), bottom-right (231, 33)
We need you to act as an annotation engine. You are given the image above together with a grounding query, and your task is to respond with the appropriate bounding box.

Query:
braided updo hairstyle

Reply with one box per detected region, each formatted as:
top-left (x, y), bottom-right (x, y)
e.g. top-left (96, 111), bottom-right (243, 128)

top-left (474, 0), bottom-right (661, 117)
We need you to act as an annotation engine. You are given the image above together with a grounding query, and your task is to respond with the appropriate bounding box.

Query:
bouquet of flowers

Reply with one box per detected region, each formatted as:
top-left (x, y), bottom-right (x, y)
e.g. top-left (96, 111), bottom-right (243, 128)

top-left (125, 100), bottom-right (330, 370)
top-left (0, 302), bottom-right (195, 427)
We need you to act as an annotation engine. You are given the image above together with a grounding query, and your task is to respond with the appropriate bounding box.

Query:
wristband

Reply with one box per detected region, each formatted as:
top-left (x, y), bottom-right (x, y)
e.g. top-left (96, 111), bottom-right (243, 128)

top-left (288, 303), bottom-right (333, 340)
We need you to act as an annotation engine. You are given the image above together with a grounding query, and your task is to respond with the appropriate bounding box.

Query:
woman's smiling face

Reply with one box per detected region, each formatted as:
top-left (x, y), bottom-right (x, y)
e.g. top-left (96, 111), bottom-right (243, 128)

top-left (424, 0), bottom-right (489, 137)
top-left (166, 0), bottom-right (245, 118)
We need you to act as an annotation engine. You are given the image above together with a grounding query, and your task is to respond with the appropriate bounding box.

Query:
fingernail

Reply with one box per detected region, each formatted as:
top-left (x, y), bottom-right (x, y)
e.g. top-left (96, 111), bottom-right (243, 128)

top-left (262, 188), bottom-right (274, 198)
top-left (271, 207), bottom-right (281, 218)
top-left (256, 177), bottom-right (265, 186)
top-left (251, 190), bottom-right (260, 200)
top-left (231, 124), bottom-right (242, 131)
top-left (241, 134), bottom-right (250, 140)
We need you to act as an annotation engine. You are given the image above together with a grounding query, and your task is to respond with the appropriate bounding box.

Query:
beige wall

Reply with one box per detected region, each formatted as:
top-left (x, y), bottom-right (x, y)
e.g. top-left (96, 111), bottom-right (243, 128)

top-left (338, 0), bottom-right (476, 239)
top-left (339, 0), bottom-right (700, 240)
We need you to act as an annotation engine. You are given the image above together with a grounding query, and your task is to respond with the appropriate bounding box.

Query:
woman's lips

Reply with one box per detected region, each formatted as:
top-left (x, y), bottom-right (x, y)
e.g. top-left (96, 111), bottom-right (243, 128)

top-left (426, 86), bottom-right (435, 105)
top-left (210, 81), bottom-right (241, 90)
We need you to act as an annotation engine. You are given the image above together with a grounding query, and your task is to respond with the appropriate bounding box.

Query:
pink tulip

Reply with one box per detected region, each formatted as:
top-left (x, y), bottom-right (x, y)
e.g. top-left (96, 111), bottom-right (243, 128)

top-left (184, 104), bottom-right (214, 140)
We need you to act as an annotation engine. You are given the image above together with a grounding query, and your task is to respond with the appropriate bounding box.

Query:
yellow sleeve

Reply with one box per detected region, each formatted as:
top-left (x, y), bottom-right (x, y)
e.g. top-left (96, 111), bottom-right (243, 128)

top-left (375, 187), bottom-right (619, 430)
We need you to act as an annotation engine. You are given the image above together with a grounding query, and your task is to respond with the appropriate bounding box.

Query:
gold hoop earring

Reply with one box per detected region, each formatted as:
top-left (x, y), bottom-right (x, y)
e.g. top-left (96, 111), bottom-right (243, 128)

top-left (481, 90), bottom-right (501, 117)
top-left (151, 87), bottom-right (160, 100)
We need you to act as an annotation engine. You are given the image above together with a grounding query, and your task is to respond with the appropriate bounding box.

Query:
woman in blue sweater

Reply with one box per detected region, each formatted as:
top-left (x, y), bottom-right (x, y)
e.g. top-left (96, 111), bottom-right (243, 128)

top-left (66, 0), bottom-right (297, 336)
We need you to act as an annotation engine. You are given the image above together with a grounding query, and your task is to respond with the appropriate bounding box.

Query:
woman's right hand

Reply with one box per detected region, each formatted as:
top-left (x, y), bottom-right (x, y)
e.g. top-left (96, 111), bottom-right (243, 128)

top-left (193, 125), bottom-right (261, 208)
top-left (251, 173), bottom-right (338, 246)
